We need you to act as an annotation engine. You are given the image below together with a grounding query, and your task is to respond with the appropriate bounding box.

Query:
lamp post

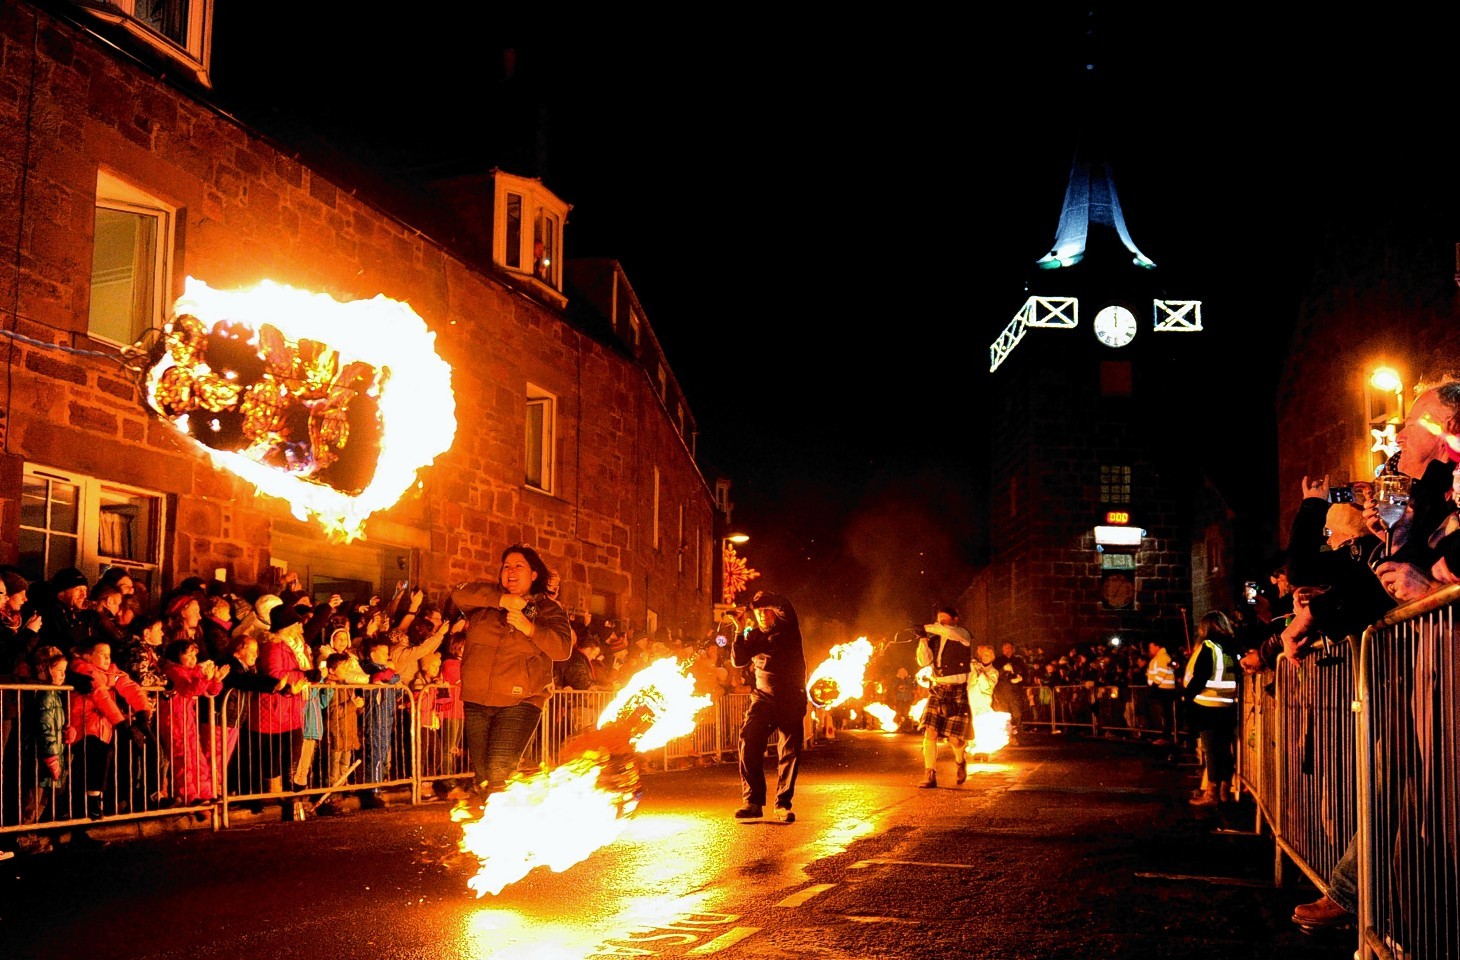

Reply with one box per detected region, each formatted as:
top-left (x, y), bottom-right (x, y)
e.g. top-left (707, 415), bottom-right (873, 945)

top-left (1368, 366), bottom-right (1406, 471)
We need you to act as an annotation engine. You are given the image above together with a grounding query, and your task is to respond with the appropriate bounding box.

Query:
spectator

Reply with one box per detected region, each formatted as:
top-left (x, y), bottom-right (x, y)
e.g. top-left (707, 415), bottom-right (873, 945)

top-left (0, 571), bottom-right (42, 682)
top-left (254, 604), bottom-right (310, 804)
top-left (557, 636), bottom-right (607, 691)
top-left (158, 639), bottom-right (228, 804)
top-left (317, 651), bottom-right (367, 816)
top-left (359, 636), bottom-right (403, 808)
top-left (66, 637), bottom-right (154, 820)
top-left (37, 567), bottom-right (94, 654)
top-left (21, 645), bottom-right (69, 824)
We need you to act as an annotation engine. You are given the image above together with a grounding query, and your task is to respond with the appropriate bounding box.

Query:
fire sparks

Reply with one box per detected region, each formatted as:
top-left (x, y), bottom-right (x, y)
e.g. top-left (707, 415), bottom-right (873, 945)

top-left (863, 702), bottom-right (899, 731)
top-left (143, 277), bottom-right (455, 542)
top-left (806, 637), bottom-right (873, 709)
top-left (457, 657), bottom-right (711, 896)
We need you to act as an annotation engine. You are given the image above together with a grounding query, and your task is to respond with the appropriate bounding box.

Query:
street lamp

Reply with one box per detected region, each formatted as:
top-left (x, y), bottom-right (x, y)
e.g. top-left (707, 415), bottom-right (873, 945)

top-left (1367, 365), bottom-right (1406, 470)
top-left (718, 532), bottom-right (755, 609)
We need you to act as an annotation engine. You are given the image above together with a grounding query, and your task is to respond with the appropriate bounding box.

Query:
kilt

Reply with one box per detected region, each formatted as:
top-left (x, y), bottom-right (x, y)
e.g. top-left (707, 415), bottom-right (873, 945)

top-left (919, 681), bottom-right (971, 739)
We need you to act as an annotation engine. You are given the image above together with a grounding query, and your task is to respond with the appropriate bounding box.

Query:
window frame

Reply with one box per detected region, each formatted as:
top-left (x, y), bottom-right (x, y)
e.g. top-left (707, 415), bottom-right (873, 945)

top-left (493, 173), bottom-right (569, 297)
top-left (81, 0), bottom-right (215, 87)
top-left (524, 383), bottom-right (556, 495)
top-left (90, 169), bottom-right (175, 348)
top-left (18, 463), bottom-right (167, 594)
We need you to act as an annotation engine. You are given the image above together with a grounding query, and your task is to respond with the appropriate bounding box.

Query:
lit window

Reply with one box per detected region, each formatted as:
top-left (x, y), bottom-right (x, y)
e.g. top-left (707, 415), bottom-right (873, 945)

top-left (90, 170), bottom-right (174, 347)
top-left (494, 172), bottom-right (568, 295)
top-left (525, 384), bottom-right (555, 493)
top-left (80, 0), bottom-right (214, 86)
top-left (19, 465), bottom-right (165, 594)
top-left (1100, 464), bottom-right (1131, 505)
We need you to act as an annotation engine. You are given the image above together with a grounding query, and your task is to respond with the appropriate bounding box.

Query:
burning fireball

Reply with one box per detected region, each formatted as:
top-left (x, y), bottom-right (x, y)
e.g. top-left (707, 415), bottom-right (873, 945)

top-left (863, 702), bottom-right (899, 732)
top-left (142, 277), bottom-right (455, 542)
top-left (806, 637), bottom-right (873, 710)
top-left (456, 656), bottom-right (712, 897)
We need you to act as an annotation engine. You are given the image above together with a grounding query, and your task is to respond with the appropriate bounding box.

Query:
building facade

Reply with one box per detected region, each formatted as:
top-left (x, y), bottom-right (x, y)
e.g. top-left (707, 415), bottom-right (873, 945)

top-left (0, 2), bottom-right (716, 638)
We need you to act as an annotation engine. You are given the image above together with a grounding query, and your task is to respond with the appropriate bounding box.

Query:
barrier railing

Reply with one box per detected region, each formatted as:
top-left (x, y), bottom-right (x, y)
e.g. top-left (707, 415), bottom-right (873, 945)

top-left (1018, 684), bottom-right (1175, 739)
top-left (1357, 584), bottom-right (1460, 960)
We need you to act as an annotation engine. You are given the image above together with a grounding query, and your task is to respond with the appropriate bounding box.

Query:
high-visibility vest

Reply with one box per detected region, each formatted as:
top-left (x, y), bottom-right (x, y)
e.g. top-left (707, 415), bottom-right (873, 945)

top-left (1146, 649), bottom-right (1176, 690)
top-left (1184, 640), bottom-right (1237, 707)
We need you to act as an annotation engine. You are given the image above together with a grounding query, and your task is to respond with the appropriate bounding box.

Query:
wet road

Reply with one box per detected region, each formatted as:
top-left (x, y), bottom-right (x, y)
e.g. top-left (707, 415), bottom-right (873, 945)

top-left (2, 731), bottom-right (1351, 959)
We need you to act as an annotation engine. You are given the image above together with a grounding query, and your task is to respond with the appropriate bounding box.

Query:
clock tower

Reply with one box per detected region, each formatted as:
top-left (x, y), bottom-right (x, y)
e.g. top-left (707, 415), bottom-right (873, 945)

top-left (970, 118), bottom-right (1231, 657)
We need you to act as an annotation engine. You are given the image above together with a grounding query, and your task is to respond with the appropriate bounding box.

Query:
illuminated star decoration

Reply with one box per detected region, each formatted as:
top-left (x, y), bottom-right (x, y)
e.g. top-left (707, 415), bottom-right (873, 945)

top-left (721, 542), bottom-right (760, 605)
top-left (1371, 423), bottom-right (1399, 458)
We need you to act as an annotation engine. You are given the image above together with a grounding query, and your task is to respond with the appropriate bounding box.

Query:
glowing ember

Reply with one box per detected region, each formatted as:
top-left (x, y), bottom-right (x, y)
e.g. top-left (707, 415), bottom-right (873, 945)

top-left (806, 637), bottom-right (873, 710)
top-left (863, 702), bottom-right (899, 732)
top-left (457, 656), bottom-right (711, 896)
top-left (972, 711), bottom-right (1012, 755)
top-left (143, 277), bottom-right (455, 542)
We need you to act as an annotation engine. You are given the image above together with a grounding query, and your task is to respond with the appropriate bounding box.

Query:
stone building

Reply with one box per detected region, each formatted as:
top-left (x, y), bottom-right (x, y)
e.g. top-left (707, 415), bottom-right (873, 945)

top-left (0, 2), bottom-right (717, 638)
top-left (962, 128), bottom-right (1233, 655)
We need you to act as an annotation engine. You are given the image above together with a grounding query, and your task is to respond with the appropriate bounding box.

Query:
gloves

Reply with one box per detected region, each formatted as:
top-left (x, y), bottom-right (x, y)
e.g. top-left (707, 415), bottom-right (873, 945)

top-left (44, 755), bottom-right (62, 780)
top-left (128, 713), bottom-right (155, 748)
top-left (126, 722), bottom-right (149, 749)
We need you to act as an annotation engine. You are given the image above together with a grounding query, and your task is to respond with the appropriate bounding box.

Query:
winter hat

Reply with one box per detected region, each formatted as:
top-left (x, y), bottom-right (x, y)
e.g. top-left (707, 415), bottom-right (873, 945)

top-left (1, 571), bottom-right (29, 595)
top-left (255, 593), bottom-right (283, 624)
top-left (50, 567), bottom-right (88, 592)
top-left (270, 602), bottom-right (303, 632)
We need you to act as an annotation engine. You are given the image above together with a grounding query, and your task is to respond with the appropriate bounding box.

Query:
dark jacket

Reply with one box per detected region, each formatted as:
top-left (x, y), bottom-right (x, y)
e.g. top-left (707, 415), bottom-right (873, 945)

top-left (729, 593), bottom-right (807, 700)
top-left (1287, 495), bottom-right (1395, 641)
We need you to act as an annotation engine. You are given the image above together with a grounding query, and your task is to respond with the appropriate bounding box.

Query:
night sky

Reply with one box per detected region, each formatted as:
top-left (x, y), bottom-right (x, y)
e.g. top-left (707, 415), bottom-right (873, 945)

top-left (208, 6), bottom-right (1460, 636)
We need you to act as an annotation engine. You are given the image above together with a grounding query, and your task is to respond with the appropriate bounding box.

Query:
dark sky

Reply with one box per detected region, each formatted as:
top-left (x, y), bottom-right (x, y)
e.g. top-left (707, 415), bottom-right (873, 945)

top-left (209, 6), bottom-right (1460, 634)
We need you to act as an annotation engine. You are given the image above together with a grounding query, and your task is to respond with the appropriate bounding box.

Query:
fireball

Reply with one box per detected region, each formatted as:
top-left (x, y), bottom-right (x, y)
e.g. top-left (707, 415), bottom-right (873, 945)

top-left (143, 277), bottom-right (455, 542)
top-left (457, 656), bottom-right (712, 896)
top-left (863, 702), bottom-right (898, 732)
top-left (972, 711), bottom-right (1013, 755)
top-left (806, 637), bottom-right (873, 709)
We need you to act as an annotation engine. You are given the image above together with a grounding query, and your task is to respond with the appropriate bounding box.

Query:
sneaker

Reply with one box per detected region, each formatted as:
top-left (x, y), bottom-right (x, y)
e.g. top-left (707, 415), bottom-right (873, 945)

top-left (774, 806), bottom-right (796, 824)
top-left (733, 804), bottom-right (763, 820)
top-left (1291, 895), bottom-right (1352, 929)
top-left (917, 769), bottom-right (937, 789)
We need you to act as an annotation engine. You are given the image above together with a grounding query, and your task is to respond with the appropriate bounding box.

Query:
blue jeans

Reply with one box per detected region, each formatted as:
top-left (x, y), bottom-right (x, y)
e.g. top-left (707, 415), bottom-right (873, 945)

top-left (463, 701), bottom-right (542, 794)
top-left (1329, 833), bottom-right (1358, 913)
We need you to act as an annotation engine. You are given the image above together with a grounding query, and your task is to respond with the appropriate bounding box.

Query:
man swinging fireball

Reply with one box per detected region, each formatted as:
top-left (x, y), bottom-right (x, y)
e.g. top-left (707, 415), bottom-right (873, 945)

top-left (916, 605), bottom-right (973, 788)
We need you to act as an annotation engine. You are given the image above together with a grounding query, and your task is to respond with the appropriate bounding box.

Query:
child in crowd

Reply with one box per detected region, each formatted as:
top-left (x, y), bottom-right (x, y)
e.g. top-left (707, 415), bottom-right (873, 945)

top-left (359, 638), bottom-right (402, 808)
top-left (317, 651), bottom-right (366, 816)
top-left (22, 645), bottom-right (69, 824)
top-left (158, 640), bottom-right (228, 804)
top-left (67, 639), bottom-right (154, 820)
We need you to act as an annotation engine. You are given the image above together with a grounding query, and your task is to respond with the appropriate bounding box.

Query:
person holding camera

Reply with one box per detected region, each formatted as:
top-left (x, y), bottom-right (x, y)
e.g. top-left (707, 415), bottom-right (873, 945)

top-left (452, 544), bottom-right (573, 805)
top-left (728, 590), bottom-right (807, 823)
top-left (915, 605), bottom-right (973, 788)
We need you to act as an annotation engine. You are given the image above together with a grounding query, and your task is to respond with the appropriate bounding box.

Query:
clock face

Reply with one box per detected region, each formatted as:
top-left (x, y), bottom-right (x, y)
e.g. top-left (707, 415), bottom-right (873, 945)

top-left (1093, 305), bottom-right (1138, 348)
top-left (1101, 572), bottom-right (1134, 609)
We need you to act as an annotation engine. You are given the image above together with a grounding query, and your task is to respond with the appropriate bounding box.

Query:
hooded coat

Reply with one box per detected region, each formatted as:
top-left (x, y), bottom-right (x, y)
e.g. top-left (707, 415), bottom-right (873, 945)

top-left (729, 592), bottom-right (807, 700)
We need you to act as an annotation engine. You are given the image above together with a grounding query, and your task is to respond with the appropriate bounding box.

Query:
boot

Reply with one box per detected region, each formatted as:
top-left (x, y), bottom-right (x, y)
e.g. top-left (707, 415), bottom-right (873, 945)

top-left (917, 769), bottom-right (937, 789)
top-left (1188, 785), bottom-right (1218, 807)
top-left (954, 760), bottom-right (967, 786)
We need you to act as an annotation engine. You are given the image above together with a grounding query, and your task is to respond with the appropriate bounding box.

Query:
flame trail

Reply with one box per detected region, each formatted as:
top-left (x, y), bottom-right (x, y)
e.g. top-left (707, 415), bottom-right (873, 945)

top-left (806, 637), bottom-right (873, 710)
top-left (972, 711), bottom-right (1012, 755)
top-left (456, 656), bottom-right (711, 896)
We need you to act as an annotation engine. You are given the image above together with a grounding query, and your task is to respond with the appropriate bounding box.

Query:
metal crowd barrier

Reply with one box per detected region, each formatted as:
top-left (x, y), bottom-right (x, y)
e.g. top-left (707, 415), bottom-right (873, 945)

top-left (1018, 684), bottom-right (1176, 740)
top-left (1357, 584), bottom-right (1460, 960)
top-left (0, 681), bottom-right (756, 841)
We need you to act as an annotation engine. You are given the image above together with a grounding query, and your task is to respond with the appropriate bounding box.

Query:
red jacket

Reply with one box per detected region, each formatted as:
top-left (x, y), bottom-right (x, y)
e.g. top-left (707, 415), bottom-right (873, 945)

top-left (251, 638), bottom-right (307, 732)
top-left (67, 658), bottom-right (152, 744)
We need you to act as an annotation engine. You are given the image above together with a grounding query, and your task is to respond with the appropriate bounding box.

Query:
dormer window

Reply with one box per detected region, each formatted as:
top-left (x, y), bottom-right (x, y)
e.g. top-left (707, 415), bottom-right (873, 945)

top-left (77, 0), bottom-right (214, 86)
top-left (494, 171), bottom-right (569, 299)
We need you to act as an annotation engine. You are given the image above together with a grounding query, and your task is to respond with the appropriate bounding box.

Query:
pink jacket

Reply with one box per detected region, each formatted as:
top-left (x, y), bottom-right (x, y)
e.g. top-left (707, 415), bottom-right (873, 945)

top-left (250, 638), bottom-right (306, 733)
top-left (67, 658), bottom-right (152, 744)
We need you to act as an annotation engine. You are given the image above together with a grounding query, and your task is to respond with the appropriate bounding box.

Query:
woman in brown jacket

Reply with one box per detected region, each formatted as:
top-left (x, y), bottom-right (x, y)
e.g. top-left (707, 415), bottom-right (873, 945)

top-left (452, 544), bottom-right (572, 802)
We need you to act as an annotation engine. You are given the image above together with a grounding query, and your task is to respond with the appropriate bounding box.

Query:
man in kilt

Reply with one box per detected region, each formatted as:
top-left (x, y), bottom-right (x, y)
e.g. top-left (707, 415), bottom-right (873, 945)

top-left (915, 605), bottom-right (972, 788)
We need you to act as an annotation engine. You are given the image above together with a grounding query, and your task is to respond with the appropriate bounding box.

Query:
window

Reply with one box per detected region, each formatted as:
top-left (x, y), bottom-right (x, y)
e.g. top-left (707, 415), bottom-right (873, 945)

top-left (493, 172), bottom-right (568, 295)
top-left (655, 363), bottom-right (668, 402)
top-left (652, 467), bottom-right (661, 550)
top-left (627, 308), bottom-right (642, 350)
top-left (1100, 464), bottom-right (1131, 505)
top-left (90, 171), bottom-right (175, 347)
top-left (18, 465), bottom-right (165, 596)
top-left (525, 384), bottom-right (556, 493)
top-left (81, 0), bottom-right (214, 86)
top-left (677, 504), bottom-right (685, 575)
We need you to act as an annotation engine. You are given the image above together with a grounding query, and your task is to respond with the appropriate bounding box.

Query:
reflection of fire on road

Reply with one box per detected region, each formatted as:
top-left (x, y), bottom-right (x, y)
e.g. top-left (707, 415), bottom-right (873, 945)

top-left (862, 702), bottom-right (899, 731)
top-left (806, 637), bottom-right (873, 709)
top-left (455, 657), bottom-right (712, 897)
top-left (142, 277), bottom-right (456, 542)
